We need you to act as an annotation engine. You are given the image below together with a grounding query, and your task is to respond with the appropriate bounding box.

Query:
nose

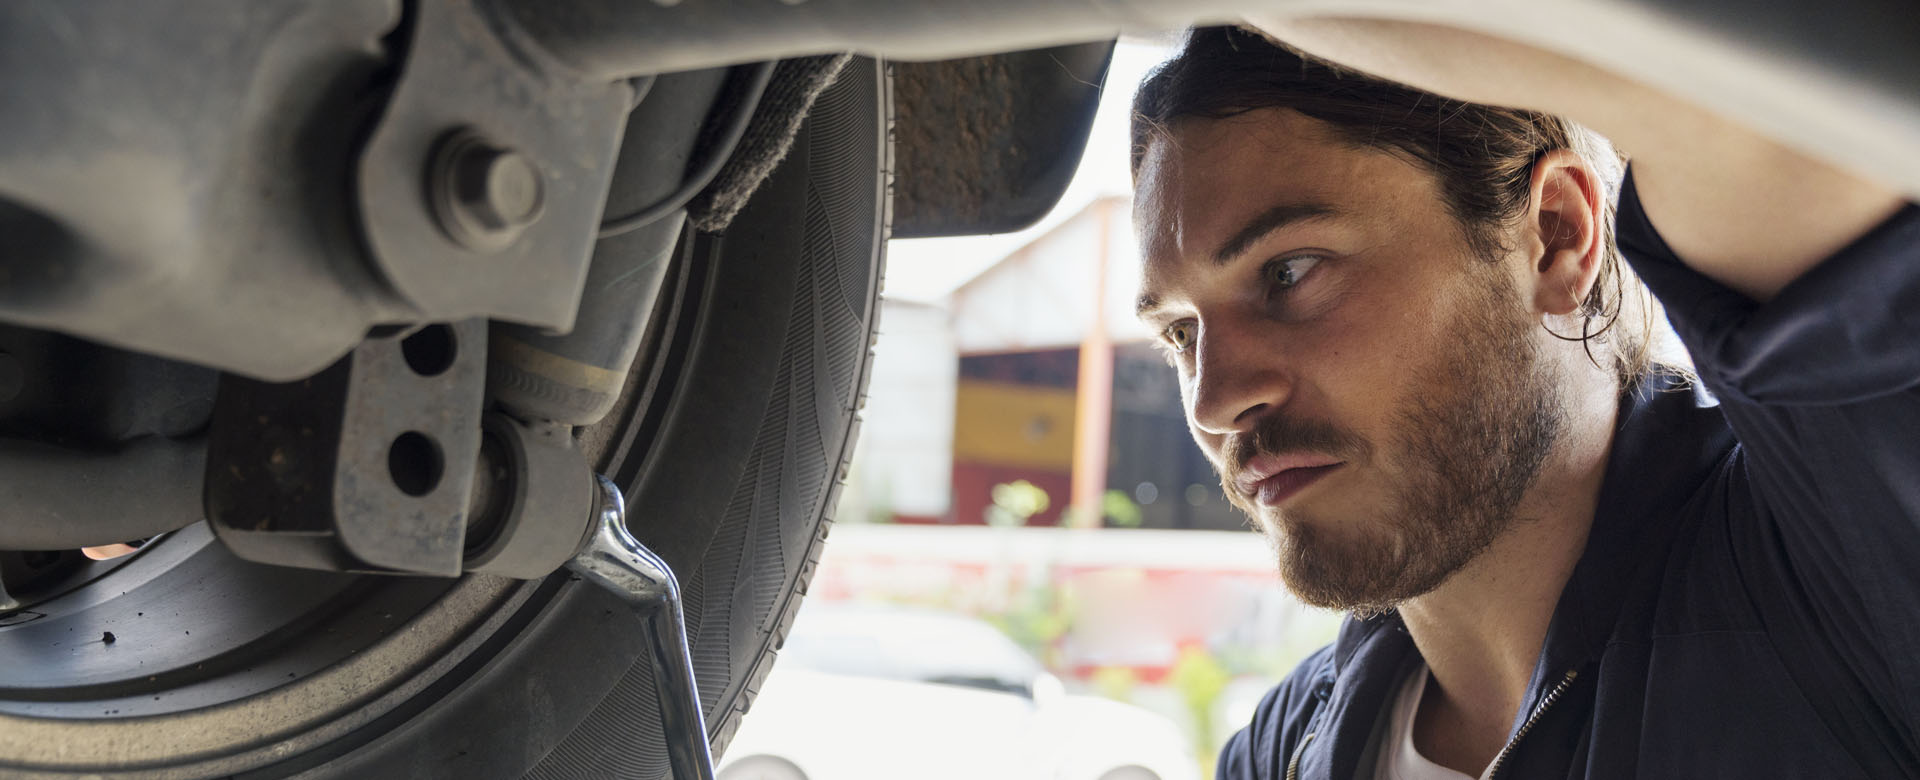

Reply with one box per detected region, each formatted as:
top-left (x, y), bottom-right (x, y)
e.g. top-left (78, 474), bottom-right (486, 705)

top-left (1187, 318), bottom-right (1292, 435)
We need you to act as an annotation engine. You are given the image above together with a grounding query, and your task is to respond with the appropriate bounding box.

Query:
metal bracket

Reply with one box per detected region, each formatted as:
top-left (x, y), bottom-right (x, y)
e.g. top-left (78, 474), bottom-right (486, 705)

top-left (205, 321), bottom-right (488, 576)
top-left (567, 475), bottom-right (717, 780)
top-left (355, 0), bottom-right (632, 331)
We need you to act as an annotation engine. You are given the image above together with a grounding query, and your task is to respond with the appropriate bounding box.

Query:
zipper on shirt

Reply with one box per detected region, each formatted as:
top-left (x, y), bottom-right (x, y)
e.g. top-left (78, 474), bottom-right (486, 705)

top-left (1483, 669), bottom-right (1580, 780)
top-left (1285, 731), bottom-right (1316, 780)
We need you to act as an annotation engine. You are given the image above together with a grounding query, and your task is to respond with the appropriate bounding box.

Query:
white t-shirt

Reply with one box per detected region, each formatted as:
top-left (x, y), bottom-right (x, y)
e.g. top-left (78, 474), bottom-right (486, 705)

top-left (1372, 663), bottom-right (1492, 780)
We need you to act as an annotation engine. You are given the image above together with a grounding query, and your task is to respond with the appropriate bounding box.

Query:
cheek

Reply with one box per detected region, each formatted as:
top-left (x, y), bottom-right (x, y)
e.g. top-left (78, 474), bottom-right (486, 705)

top-left (1189, 427), bottom-right (1229, 471)
top-left (1299, 298), bottom-right (1396, 382)
top-left (1297, 279), bottom-right (1439, 437)
top-left (1180, 382), bottom-right (1229, 465)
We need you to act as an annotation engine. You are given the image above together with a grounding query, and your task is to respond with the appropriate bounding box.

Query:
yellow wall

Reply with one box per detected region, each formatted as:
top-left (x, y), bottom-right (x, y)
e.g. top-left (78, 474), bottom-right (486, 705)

top-left (952, 379), bottom-right (1078, 470)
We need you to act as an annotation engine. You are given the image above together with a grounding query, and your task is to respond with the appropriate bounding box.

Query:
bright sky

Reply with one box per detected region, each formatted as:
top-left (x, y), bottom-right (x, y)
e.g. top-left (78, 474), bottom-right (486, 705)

top-left (883, 41), bottom-right (1173, 303)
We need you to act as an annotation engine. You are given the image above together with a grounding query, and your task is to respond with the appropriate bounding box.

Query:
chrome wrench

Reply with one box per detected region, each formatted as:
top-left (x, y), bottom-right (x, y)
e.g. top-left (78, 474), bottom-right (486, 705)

top-left (566, 474), bottom-right (716, 780)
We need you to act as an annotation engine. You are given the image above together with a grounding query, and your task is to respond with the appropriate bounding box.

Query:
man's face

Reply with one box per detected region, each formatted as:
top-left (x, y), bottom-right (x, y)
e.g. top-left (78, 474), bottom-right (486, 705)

top-left (1133, 109), bottom-right (1565, 614)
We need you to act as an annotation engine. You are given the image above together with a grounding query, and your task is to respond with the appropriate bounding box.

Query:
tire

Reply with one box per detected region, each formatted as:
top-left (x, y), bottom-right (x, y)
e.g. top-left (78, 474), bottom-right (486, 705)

top-left (0, 58), bottom-right (888, 779)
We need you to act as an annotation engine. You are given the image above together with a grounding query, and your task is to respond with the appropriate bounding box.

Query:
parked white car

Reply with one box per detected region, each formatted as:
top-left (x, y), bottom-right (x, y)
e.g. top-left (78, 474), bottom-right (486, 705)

top-left (717, 603), bottom-right (1199, 780)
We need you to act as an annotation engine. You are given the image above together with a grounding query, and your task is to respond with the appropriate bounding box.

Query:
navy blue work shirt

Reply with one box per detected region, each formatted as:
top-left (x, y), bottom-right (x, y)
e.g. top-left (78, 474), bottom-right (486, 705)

top-left (1216, 171), bottom-right (1920, 779)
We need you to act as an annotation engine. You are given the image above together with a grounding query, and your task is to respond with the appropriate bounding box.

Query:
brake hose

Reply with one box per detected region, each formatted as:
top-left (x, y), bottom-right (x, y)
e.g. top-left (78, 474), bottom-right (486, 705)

top-left (597, 61), bottom-right (777, 239)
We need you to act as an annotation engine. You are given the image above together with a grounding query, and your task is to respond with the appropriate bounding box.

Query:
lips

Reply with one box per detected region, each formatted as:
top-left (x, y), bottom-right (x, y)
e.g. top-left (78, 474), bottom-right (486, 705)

top-left (1235, 452), bottom-right (1344, 507)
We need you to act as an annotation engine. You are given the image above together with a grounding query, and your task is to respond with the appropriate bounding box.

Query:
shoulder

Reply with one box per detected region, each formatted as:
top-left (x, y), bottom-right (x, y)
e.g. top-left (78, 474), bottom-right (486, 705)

top-left (1215, 645), bottom-right (1337, 780)
top-left (1617, 170), bottom-right (1920, 407)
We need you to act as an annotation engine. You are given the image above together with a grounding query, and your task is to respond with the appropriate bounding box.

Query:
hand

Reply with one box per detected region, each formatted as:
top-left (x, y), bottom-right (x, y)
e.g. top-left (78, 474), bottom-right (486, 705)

top-left (82, 539), bottom-right (148, 560)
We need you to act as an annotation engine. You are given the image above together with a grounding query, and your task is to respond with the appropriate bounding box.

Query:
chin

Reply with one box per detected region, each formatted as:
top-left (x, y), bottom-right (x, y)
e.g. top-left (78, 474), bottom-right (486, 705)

top-left (1265, 514), bottom-right (1428, 614)
top-left (1264, 497), bottom-right (1371, 540)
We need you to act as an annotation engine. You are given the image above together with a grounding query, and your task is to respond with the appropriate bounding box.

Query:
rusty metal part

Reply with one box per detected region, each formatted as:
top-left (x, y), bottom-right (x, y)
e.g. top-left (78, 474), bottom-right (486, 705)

top-left (892, 42), bottom-right (1113, 237)
top-left (204, 321), bottom-right (488, 577)
top-left (355, 0), bottom-right (632, 337)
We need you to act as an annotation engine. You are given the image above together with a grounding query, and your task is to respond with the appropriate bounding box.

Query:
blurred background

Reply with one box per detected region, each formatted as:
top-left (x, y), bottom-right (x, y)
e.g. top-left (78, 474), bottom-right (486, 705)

top-left (715, 41), bottom-right (1345, 780)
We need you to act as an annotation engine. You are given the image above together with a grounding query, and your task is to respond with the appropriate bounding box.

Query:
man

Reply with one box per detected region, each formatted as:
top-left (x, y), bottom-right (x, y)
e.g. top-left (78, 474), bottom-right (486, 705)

top-left (1129, 24), bottom-right (1918, 779)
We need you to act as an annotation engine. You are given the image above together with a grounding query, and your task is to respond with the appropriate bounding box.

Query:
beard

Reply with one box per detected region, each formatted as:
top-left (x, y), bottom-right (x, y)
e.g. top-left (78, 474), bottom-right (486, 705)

top-left (1222, 269), bottom-right (1566, 616)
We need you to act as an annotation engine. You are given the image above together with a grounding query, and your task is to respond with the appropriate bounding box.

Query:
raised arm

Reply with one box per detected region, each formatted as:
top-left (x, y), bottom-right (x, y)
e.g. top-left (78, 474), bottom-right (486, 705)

top-left (1245, 17), bottom-right (1907, 302)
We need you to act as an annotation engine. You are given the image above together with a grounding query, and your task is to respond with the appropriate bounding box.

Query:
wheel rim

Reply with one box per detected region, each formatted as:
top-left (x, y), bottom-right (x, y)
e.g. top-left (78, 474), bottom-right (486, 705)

top-left (0, 521), bottom-right (542, 773)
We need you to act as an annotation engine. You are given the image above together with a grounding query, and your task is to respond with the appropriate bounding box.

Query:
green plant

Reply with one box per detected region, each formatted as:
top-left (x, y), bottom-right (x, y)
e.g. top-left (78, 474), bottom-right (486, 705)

top-left (1091, 665), bottom-right (1140, 703)
top-left (983, 580), bottom-right (1076, 667)
top-left (985, 479), bottom-right (1050, 527)
top-left (1169, 645), bottom-right (1230, 777)
top-left (1102, 488), bottom-right (1144, 528)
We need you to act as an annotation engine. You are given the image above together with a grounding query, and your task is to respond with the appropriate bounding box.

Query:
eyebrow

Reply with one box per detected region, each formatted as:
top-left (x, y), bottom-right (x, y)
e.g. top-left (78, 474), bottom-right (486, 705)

top-left (1134, 292), bottom-right (1163, 319)
top-left (1135, 200), bottom-right (1342, 320)
top-left (1211, 202), bottom-right (1340, 265)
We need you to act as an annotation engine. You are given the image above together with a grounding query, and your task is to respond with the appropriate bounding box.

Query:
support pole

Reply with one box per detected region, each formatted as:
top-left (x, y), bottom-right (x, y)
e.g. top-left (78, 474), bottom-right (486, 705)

top-left (1068, 201), bottom-right (1115, 529)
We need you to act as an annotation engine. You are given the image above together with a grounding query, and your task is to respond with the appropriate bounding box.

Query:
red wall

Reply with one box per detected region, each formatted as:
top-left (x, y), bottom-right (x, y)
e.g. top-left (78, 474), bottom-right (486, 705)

top-left (946, 462), bottom-right (1073, 526)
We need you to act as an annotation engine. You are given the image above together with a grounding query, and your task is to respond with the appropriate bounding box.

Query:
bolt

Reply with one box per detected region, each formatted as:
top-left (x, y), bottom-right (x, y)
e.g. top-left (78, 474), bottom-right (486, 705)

top-left (456, 148), bottom-right (543, 229)
top-left (429, 130), bottom-right (546, 252)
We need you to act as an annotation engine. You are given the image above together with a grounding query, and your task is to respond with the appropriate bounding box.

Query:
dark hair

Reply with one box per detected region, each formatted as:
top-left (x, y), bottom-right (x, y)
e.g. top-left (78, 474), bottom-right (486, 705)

top-left (1132, 26), bottom-right (1652, 384)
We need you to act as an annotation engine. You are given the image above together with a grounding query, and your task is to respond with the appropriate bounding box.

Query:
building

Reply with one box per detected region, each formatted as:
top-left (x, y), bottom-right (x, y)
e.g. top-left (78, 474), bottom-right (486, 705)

top-left (847, 195), bottom-right (1246, 532)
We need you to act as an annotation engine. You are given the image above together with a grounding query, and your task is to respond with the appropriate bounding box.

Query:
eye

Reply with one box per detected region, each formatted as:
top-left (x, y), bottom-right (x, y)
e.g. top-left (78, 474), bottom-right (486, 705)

top-left (1162, 320), bottom-right (1196, 353)
top-left (1264, 255), bottom-right (1324, 291)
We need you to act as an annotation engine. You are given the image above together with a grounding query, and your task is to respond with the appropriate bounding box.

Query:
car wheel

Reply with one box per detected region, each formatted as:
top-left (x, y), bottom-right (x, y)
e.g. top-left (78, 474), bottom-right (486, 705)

top-left (0, 58), bottom-right (889, 780)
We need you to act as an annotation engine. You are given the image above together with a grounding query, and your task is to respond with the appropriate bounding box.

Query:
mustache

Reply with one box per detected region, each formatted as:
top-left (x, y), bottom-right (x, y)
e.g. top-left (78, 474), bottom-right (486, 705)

top-left (1223, 414), bottom-right (1368, 487)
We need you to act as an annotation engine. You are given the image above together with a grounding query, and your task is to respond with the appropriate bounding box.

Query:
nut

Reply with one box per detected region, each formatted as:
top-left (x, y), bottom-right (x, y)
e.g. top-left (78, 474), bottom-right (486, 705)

top-left (428, 130), bottom-right (546, 252)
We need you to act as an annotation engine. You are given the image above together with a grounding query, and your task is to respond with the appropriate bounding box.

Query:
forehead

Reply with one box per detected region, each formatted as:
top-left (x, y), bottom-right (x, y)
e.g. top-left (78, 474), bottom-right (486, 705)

top-left (1132, 108), bottom-right (1434, 270)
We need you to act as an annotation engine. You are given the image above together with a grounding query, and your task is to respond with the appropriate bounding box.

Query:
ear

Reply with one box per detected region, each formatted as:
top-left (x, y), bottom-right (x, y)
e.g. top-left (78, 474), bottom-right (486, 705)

top-left (1524, 150), bottom-right (1605, 317)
